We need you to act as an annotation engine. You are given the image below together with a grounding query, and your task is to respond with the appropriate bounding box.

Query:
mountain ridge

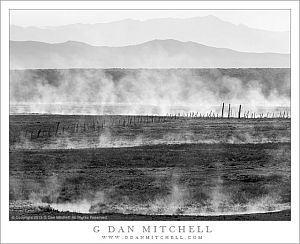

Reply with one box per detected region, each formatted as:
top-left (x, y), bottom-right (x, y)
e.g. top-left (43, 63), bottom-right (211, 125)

top-left (10, 15), bottom-right (290, 53)
top-left (10, 39), bottom-right (290, 69)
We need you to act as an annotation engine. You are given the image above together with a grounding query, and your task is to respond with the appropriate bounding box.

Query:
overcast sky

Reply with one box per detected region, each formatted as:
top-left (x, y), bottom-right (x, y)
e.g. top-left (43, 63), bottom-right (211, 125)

top-left (10, 10), bottom-right (290, 32)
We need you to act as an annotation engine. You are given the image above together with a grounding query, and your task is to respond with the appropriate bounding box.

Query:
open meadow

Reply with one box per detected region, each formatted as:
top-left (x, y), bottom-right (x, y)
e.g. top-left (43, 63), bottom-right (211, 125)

top-left (9, 114), bottom-right (291, 220)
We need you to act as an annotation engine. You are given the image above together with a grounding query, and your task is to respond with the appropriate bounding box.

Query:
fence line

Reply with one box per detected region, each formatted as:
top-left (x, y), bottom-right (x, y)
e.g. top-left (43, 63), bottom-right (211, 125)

top-left (9, 103), bottom-right (290, 141)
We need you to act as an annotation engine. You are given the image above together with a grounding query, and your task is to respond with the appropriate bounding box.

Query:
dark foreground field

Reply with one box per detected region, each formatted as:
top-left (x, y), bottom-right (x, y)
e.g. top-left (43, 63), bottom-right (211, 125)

top-left (9, 115), bottom-right (291, 220)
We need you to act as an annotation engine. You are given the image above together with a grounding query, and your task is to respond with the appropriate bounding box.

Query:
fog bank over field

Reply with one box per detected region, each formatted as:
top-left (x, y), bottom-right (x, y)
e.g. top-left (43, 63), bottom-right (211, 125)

top-left (10, 68), bottom-right (290, 115)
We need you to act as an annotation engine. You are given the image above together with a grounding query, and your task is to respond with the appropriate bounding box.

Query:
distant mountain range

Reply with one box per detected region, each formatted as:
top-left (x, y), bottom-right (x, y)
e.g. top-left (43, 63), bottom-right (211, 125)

top-left (10, 15), bottom-right (289, 53)
top-left (10, 39), bottom-right (290, 69)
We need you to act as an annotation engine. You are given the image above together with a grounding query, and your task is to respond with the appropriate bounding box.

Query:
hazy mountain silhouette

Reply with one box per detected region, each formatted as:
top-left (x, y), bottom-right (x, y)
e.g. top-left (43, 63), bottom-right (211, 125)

top-left (10, 15), bottom-right (289, 53)
top-left (10, 39), bottom-right (290, 69)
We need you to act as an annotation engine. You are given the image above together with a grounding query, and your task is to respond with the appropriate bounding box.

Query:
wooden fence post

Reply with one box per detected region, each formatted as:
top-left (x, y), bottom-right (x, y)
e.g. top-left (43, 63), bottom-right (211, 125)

top-left (55, 122), bottom-right (60, 135)
top-left (238, 105), bottom-right (242, 119)
top-left (221, 103), bottom-right (224, 118)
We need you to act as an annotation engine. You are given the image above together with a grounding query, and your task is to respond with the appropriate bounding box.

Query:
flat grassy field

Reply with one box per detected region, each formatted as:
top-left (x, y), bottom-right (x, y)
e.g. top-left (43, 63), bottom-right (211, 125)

top-left (9, 115), bottom-right (291, 220)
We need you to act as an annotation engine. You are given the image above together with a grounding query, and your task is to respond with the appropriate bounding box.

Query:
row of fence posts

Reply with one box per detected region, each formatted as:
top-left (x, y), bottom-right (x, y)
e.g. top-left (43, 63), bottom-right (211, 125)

top-left (167, 103), bottom-right (289, 119)
top-left (220, 103), bottom-right (289, 119)
top-left (18, 115), bottom-right (172, 140)
top-left (11, 103), bottom-right (290, 142)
